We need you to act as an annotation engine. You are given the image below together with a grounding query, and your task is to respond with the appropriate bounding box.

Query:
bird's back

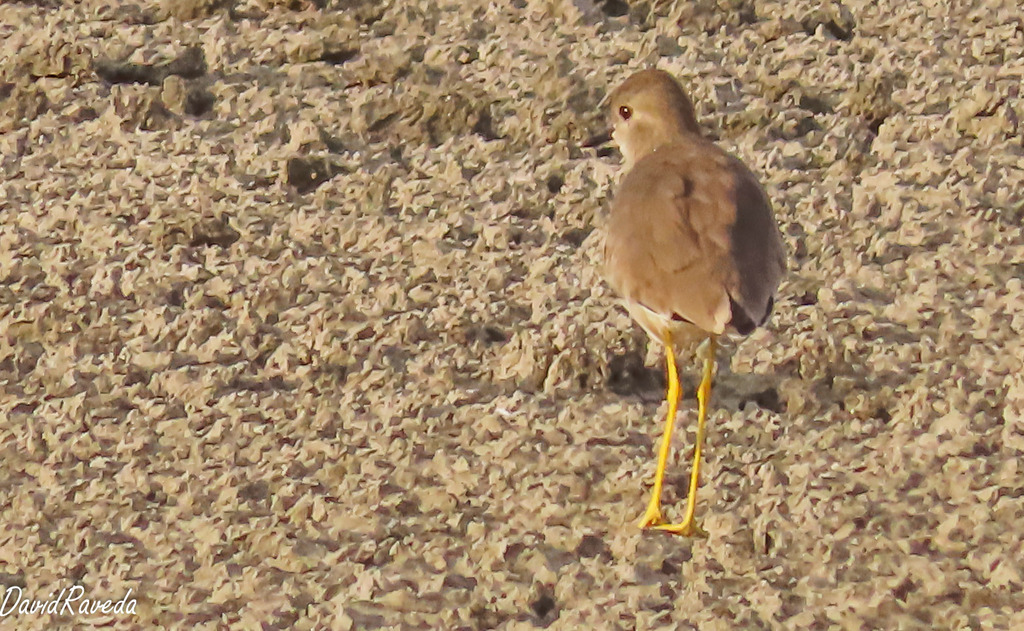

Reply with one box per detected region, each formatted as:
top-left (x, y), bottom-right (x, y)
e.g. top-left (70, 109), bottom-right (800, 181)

top-left (604, 139), bottom-right (784, 338)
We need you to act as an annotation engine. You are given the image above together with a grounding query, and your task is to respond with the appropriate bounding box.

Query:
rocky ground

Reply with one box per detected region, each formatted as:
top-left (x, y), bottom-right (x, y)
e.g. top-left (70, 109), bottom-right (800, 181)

top-left (2, 0), bottom-right (1023, 628)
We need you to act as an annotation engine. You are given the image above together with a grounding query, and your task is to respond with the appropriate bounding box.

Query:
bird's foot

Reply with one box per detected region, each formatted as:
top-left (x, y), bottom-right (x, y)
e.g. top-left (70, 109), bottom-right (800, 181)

top-left (652, 518), bottom-right (708, 538)
top-left (637, 500), bottom-right (665, 529)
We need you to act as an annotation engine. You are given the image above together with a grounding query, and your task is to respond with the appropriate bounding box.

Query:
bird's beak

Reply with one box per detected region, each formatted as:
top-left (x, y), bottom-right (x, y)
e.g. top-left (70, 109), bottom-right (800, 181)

top-left (582, 128), bottom-right (613, 148)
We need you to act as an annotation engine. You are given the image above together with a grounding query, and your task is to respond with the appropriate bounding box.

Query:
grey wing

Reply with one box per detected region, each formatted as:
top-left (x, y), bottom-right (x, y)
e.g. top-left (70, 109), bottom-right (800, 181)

top-left (726, 157), bottom-right (786, 334)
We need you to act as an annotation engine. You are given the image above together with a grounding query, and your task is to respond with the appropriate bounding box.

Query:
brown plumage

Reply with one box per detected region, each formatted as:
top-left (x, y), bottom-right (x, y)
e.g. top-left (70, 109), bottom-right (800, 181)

top-left (604, 69), bottom-right (785, 343)
top-left (599, 69), bottom-right (785, 536)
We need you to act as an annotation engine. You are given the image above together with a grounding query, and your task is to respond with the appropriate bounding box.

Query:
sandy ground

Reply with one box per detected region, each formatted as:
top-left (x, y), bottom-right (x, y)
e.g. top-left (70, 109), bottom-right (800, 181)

top-left (2, 0), bottom-right (1024, 628)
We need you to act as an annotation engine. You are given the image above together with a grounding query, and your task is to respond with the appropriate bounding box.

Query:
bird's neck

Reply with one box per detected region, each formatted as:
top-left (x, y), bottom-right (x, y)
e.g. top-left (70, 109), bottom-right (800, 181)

top-left (625, 128), bottom-right (699, 168)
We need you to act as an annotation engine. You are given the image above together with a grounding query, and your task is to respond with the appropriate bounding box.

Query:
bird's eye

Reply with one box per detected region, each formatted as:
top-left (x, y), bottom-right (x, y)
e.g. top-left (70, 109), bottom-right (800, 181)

top-left (618, 105), bottom-right (632, 121)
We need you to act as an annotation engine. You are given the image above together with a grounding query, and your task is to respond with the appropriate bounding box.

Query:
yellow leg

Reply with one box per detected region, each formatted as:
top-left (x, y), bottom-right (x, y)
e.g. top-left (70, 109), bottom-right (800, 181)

top-left (655, 335), bottom-right (716, 537)
top-left (637, 332), bottom-right (682, 528)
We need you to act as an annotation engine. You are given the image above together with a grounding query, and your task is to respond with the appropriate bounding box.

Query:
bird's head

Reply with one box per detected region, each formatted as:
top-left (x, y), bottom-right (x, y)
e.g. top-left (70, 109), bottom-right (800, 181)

top-left (606, 69), bottom-right (701, 167)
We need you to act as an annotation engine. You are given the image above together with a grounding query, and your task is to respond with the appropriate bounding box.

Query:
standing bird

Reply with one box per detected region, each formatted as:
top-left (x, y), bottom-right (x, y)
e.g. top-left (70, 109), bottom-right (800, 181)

top-left (599, 69), bottom-right (785, 536)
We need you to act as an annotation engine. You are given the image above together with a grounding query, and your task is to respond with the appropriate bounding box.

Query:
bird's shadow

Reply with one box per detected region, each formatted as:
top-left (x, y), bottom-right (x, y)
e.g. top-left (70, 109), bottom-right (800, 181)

top-left (605, 349), bottom-right (785, 414)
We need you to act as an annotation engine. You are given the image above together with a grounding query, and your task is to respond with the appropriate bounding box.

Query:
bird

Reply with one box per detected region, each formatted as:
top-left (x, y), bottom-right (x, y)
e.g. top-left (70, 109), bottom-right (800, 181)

top-left (596, 69), bottom-right (785, 536)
